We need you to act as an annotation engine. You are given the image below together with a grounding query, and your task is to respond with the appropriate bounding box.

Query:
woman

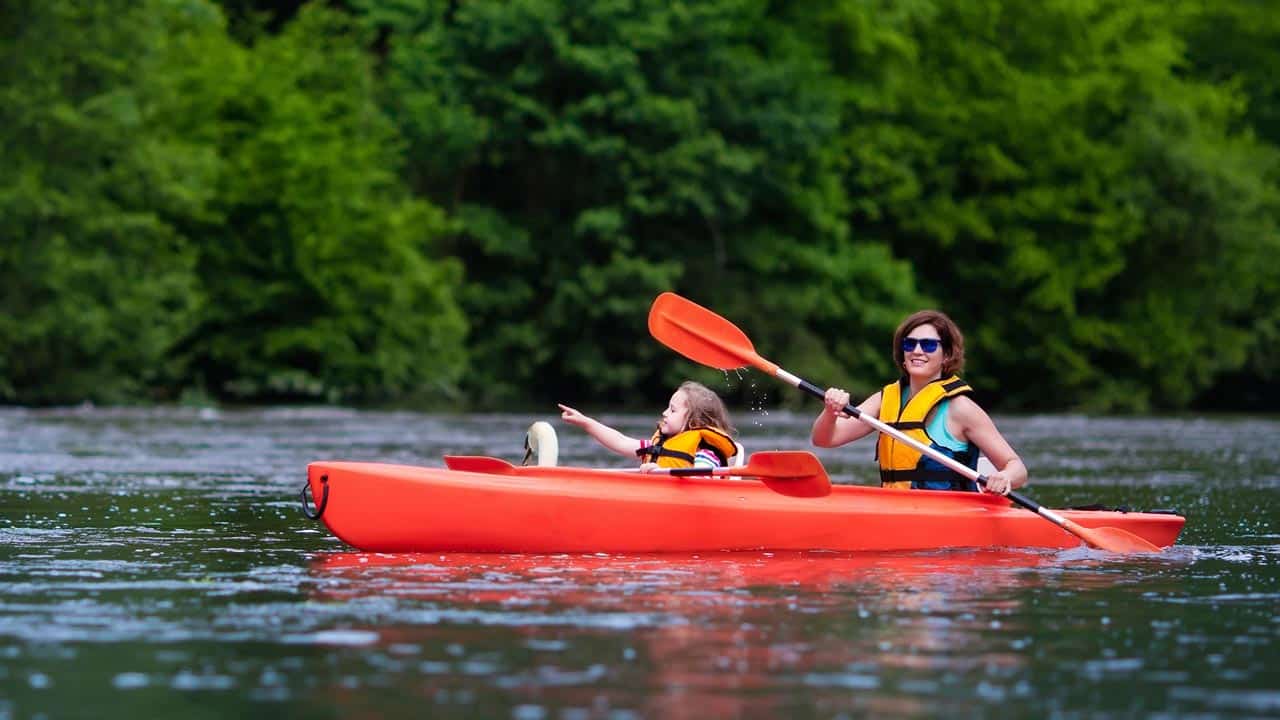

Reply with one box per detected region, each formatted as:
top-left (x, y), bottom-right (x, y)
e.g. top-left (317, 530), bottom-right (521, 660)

top-left (810, 310), bottom-right (1026, 494)
top-left (559, 380), bottom-right (738, 470)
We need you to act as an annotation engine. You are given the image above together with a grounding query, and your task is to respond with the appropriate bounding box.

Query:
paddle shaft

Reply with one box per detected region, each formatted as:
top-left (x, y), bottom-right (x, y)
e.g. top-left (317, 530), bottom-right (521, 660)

top-left (447, 452), bottom-right (827, 483)
top-left (779, 370), bottom-right (1080, 530)
top-left (665, 467), bottom-right (728, 477)
top-left (606, 455), bottom-right (827, 484)
top-left (445, 450), bottom-right (830, 498)
top-left (661, 466), bottom-right (756, 478)
top-left (604, 458), bottom-right (830, 498)
top-left (556, 466), bottom-right (786, 479)
top-left (597, 466), bottom-right (751, 477)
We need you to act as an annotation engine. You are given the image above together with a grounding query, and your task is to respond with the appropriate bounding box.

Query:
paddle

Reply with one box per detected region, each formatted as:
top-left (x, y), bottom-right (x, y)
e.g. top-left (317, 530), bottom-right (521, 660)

top-left (444, 450), bottom-right (831, 498)
top-left (648, 292), bottom-right (1162, 553)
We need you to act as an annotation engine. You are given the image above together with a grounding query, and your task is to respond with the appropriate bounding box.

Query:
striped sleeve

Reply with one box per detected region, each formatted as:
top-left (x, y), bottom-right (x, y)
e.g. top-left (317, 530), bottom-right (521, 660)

top-left (692, 448), bottom-right (722, 469)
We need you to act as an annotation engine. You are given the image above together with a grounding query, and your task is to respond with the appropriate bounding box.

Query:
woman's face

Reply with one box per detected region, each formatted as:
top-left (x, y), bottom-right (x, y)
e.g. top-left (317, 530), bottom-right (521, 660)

top-left (660, 390), bottom-right (691, 435)
top-left (901, 323), bottom-right (944, 380)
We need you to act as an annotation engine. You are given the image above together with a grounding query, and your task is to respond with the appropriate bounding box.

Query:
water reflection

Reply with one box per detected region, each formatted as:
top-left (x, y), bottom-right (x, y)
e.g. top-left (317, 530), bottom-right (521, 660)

top-left (305, 549), bottom-right (1170, 717)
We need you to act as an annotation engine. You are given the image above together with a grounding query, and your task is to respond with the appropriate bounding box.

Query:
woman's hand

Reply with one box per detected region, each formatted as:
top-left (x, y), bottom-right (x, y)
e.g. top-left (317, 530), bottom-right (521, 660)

top-left (823, 388), bottom-right (850, 416)
top-left (812, 389), bottom-right (879, 447)
top-left (980, 471), bottom-right (1014, 495)
top-left (979, 459), bottom-right (1025, 495)
top-left (639, 462), bottom-right (659, 473)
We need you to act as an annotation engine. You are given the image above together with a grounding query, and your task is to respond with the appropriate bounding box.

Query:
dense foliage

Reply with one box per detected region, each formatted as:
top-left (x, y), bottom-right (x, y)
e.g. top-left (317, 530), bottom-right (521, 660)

top-left (1, 0), bottom-right (1275, 411)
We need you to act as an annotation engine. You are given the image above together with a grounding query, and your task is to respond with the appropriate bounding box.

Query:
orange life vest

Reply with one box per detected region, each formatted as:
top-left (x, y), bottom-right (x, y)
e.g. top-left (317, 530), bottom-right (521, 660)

top-left (637, 427), bottom-right (738, 469)
top-left (877, 375), bottom-right (978, 491)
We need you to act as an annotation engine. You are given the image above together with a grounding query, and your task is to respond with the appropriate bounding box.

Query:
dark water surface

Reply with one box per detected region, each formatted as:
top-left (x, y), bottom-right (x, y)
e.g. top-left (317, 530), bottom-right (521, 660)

top-left (1, 407), bottom-right (1277, 718)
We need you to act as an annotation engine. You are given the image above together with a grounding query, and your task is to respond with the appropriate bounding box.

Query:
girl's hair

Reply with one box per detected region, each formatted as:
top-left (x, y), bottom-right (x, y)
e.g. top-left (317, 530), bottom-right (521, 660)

top-left (892, 310), bottom-right (966, 376)
top-left (677, 380), bottom-right (736, 435)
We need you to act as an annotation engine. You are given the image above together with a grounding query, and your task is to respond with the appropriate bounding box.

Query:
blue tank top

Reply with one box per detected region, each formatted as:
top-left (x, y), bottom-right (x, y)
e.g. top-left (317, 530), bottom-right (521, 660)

top-left (900, 395), bottom-right (976, 491)
top-left (926, 399), bottom-right (968, 452)
top-left (899, 395), bottom-right (968, 452)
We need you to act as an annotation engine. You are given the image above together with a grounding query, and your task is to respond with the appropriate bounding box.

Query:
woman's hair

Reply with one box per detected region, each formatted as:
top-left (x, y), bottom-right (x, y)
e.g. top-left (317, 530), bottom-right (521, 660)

top-left (892, 310), bottom-right (966, 376)
top-left (677, 380), bottom-right (736, 435)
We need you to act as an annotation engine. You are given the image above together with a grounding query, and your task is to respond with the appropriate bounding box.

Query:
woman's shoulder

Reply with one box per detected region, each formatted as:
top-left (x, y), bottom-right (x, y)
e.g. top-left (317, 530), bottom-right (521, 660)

top-left (945, 394), bottom-right (990, 421)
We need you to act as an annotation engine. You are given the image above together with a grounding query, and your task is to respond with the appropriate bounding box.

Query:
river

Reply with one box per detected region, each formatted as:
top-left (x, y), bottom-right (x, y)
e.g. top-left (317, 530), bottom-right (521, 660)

top-left (1, 406), bottom-right (1276, 718)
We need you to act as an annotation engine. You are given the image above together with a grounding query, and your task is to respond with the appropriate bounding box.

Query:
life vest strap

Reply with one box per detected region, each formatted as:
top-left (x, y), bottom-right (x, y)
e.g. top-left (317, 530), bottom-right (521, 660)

top-left (640, 427), bottom-right (736, 468)
top-left (879, 468), bottom-right (977, 492)
top-left (636, 445), bottom-right (698, 464)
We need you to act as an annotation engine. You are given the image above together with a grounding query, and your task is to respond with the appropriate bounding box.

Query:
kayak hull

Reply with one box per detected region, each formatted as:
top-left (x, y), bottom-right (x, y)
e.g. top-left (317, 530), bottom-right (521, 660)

top-left (304, 461), bottom-right (1185, 553)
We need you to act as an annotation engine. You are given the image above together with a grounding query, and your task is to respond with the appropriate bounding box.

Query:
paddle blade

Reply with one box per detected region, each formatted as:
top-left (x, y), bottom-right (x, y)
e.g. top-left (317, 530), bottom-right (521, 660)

top-left (443, 455), bottom-right (517, 473)
top-left (1072, 522), bottom-right (1163, 553)
top-left (741, 451), bottom-right (831, 498)
top-left (648, 293), bottom-right (778, 374)
top-left (1075, 520), bottom-right (1167, 548)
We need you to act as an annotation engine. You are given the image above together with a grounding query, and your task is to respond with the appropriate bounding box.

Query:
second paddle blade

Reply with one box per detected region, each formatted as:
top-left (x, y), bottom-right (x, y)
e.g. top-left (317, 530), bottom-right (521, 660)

top-left (745, 451), bottom-right (831, 498)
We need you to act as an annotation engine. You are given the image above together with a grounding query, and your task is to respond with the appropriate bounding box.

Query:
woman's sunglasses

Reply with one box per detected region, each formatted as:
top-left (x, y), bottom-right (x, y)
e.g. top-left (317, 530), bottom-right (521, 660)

top-left (901, 337), bottom-right (942, 353)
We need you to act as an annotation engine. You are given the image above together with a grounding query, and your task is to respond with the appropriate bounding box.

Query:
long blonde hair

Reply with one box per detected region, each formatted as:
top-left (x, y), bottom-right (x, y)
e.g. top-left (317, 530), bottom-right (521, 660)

top-left (677, 380), bottom-right (736, 435)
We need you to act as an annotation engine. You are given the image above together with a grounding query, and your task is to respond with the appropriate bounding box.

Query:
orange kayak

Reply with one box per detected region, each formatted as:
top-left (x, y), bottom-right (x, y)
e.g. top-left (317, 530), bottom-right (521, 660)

top-left (302, 461), bottom-right (1185, 553)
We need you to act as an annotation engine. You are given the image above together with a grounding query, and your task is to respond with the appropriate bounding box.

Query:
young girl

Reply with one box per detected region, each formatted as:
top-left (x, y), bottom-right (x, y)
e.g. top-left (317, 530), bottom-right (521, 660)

top-left (559, 381), bottom-right (738, 469)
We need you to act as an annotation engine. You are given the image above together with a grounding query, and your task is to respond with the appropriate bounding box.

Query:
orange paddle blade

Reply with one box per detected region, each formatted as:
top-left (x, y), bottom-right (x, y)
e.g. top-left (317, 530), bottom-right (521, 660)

top-left (648, 293), bottom-right (778, 374)
top-left (739, 451), bottom-right (831, 498)
top-left (1066, 520), bottom-right (1163, 553)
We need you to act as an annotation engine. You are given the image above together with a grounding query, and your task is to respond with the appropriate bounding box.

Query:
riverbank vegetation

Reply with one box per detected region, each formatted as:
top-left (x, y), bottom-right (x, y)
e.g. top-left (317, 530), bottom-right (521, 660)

top-left (3, 0), bottom-right (1276, 411)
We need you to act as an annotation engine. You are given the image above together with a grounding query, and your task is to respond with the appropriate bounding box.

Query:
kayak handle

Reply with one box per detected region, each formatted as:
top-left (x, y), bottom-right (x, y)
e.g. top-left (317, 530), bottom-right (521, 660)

top-left (300, 474), bottom-right (329, 520)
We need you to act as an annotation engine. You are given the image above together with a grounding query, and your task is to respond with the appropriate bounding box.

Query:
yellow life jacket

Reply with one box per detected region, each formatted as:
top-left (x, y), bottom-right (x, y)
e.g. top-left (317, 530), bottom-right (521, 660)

top-left (637, 427), bottom-right (738, 469)
top-left (877, 375), bottom-right (978, 491)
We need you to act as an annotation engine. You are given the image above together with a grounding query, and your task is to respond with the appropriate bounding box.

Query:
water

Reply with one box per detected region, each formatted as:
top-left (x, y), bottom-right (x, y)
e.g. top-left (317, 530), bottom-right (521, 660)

top-left (1, 406), bottom-right (1277, 718)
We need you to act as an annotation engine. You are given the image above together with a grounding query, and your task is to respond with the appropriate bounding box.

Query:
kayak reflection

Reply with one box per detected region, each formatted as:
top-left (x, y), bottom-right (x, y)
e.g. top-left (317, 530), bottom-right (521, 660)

top-left (303, 549), bottom-right (1105, 717)
top-left (310, 547), bottom-right (1059, 597)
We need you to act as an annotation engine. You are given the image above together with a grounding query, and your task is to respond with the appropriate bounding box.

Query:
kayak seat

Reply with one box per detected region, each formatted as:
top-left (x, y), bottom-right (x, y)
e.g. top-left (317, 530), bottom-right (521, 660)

top-left (732, 441), bottom-right (745, 467)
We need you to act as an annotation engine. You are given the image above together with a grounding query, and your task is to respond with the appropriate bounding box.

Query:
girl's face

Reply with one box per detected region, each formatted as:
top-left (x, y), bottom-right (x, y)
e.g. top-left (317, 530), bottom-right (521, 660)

top-left (901, 323), bottom-right (944, 380)
top-left (659, 390), bottom-right (691, 435)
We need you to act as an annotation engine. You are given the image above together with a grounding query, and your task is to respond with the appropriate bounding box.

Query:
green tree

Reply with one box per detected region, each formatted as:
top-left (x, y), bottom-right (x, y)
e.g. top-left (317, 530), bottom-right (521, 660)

top-left (358, 0), bottom-right (921, 408)
top-left (0, 0), bottom-right (206, 403)
top-left (170, 5), bottom-right (469, 403)
top-left (0, 0), bottom-right (468, 405)
top-left (795, 0), bottom-right (1279, 410)
top-left (1180, 0), bottom-right (1280, 409)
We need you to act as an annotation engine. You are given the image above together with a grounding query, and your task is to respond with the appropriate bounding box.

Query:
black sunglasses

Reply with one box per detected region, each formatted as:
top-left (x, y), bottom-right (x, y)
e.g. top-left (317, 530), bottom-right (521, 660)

top-left (901, 337), bottom-right (942, 353)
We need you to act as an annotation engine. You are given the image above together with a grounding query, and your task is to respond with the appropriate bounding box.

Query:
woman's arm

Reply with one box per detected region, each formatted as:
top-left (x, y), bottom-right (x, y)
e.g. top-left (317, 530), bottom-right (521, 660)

top-left (948, 396), bottom-right (1027, 494)
top-left (558, 404), bottom-right (643, 458)
top-left (811, 390), bottom-right (882, 447)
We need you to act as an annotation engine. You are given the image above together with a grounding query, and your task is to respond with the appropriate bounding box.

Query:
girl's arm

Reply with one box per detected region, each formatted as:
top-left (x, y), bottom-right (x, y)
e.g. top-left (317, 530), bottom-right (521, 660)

top-left (948, 396), bottom-right (1027, 495)
top-left (811, 390), bottom-right (882, 447)
top-left (558, 404), bottom-right (643, 458)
